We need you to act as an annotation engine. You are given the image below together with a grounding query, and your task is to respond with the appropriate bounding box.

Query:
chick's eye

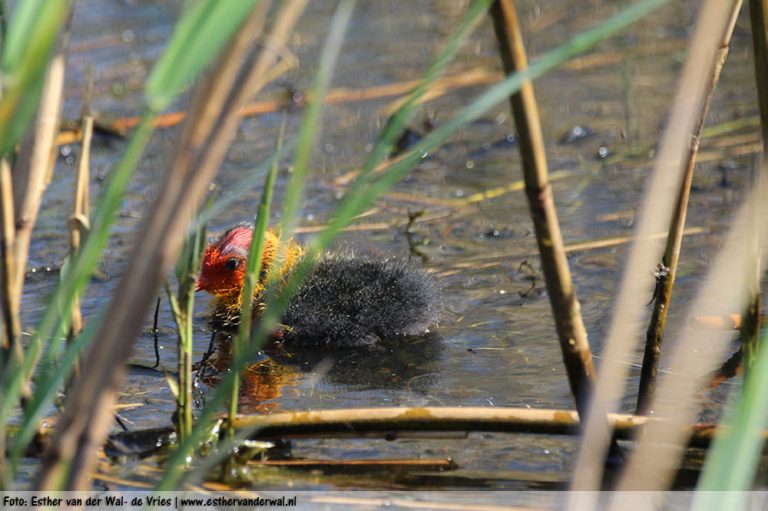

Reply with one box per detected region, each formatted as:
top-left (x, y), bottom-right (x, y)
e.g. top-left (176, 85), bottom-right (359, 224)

top-left (224, 258), bottom-right (239, 271)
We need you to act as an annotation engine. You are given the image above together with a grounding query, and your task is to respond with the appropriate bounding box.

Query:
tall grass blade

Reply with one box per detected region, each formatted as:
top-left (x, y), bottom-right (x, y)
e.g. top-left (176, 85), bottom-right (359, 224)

top-left (279, 0), bottom-right (356, 235)
top-left (168, 220), bottom-right (206, 443)
top-left (0, 0), bottom-right (70, 157)
top-left (694, 328), bottom-right (768, 506)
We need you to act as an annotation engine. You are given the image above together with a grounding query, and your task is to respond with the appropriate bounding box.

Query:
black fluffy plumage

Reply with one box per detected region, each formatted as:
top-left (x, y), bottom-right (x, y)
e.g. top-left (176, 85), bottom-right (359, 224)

top-left (212, 253), bottom-right (442, 348)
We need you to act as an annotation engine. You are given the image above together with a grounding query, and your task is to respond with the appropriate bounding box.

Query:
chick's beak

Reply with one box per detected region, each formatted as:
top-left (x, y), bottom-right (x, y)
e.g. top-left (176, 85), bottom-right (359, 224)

top-left (195, 274), bottom-right (209, 292)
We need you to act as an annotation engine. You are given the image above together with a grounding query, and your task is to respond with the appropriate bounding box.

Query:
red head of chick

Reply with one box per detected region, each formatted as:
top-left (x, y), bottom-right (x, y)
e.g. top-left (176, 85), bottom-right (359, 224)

top-left (197, 224), bottom-right (442, 348)
top-left (196, 225), bottom-right (301, 299)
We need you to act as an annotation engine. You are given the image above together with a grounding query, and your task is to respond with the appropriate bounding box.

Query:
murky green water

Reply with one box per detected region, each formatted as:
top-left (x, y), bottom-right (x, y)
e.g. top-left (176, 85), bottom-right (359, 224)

top-left (21, 0), bottom-right (763, 491)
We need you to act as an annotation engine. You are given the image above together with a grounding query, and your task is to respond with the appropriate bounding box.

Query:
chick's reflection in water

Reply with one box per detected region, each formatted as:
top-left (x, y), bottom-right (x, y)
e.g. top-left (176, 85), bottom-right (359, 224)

top-left (202, 332), bottom-right (443, 415)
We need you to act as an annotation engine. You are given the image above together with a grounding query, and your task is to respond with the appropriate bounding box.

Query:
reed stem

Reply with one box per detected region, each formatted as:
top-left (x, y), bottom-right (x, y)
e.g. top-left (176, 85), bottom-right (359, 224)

top-left (636, 1), bottom-right (742, 415)
top-left (489, 0), bottom-right (595, 417)
top-left (67, 68), bottom-right (94, 380)
top-left (0, 159), bottom-right (20, 373)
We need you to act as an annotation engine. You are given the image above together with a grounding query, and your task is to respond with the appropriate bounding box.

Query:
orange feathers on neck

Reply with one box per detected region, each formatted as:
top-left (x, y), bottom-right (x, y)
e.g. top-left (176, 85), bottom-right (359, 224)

top-left (197, 226), bottom-right (302, 305)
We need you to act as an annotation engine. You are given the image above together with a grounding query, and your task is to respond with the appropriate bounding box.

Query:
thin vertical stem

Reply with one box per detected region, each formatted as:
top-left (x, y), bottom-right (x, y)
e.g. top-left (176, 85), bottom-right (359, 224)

top-left (227, 115), bottom-right (285, 438)
top-left (12, 32), bottom-right (69, 308)
top-left (0, 160), bottom-right (20, 368)
top-left (174, 225), bottom-right (204, 444)
top-left (636, 1), bottom-right (742, 414)
top-left (742, 0), bottom-right (768, 374)
top-left (67, 68), bottom-right (94, 376)
top-left (489, 0), bottom-right (595, 417)
top-left (0, 158), bottom-right (16, 488)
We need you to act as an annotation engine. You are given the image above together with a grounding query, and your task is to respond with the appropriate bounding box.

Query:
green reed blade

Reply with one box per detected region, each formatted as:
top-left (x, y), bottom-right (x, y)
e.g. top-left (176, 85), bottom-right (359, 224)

top-left (145, 0), bottom-right (259, 112)
top-left (0, 0), bottom-right (70, 158)
top-left (228, 114), bottom-right (287, 437)
top-left (360, 0), bottom-right (493, 177)
top-left (693, 327), bottom-right (768, 508)
top-left (7, 316), bottom-right (98, 473)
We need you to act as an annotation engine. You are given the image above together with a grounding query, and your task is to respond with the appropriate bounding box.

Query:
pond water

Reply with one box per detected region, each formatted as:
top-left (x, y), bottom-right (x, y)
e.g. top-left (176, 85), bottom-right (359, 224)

top-left (21, 0), bottom-right (764, 492)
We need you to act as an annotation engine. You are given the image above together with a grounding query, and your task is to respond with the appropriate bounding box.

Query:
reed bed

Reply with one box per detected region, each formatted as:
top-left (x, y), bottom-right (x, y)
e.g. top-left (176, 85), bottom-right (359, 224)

top-left (0, 0), bottom-right (766, 504)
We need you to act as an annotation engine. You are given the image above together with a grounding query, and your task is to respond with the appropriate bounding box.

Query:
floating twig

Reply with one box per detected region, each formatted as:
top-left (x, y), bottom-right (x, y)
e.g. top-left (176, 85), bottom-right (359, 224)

top-left (227, 406), bottom-right (730, 448)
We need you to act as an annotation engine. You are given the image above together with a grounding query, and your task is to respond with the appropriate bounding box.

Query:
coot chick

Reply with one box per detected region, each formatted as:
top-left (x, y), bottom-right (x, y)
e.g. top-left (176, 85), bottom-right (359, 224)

top-left (196, 224), bottom-right (442, 348)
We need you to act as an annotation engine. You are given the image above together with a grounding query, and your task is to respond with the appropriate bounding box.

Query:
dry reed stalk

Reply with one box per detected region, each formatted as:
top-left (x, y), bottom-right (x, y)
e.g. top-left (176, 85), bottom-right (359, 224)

top-left (1, 35), bottom-right (68, 404)
top-left (0, 160), bottom-right (21, 366)
top-left (446, 226), bottom-right (708, 269)
top-left (70, 68), bottom-right (501, 138)
top-left (489, 0), bottom-right (595, 417)
top-left (12, 52), bottom-right (67, 309)
top-left (568, 0), bottom-right (743, 499)
top-left (251, 458), bottom-right (456, 470)
top-left (635, 1), bottom-right (742, 415)
top-left (227, 405), bottom-right (730, 447)
top-left (35, 0), bottom-right (309, 491)
top-left (230, 406), bottom-right (643, 438)
top-left (68, 70), bottom-right (94, 353)
top-left (0, 159), bottom-right (17, 483)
